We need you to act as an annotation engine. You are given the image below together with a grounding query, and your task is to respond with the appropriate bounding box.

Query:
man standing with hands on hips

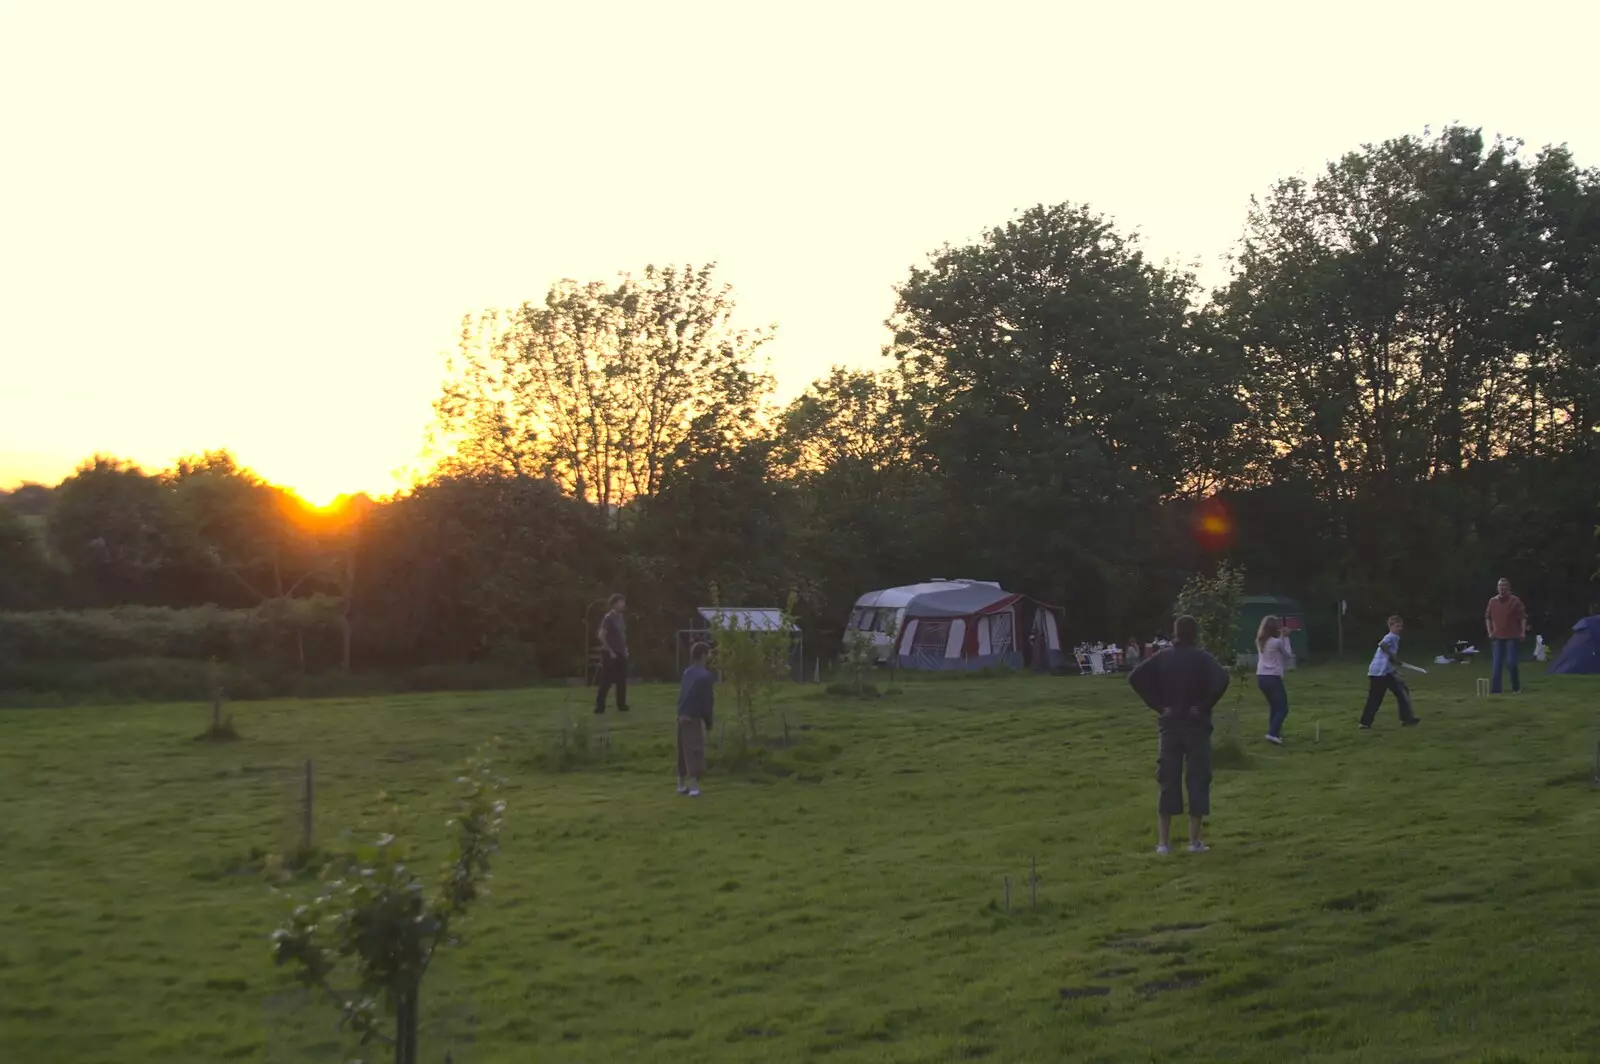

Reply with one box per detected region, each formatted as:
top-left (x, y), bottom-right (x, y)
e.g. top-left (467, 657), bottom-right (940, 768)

top-left (1128, 615), bottom-right (1231, 855)
top-left (1485, 577), bottom-right (1528, 695)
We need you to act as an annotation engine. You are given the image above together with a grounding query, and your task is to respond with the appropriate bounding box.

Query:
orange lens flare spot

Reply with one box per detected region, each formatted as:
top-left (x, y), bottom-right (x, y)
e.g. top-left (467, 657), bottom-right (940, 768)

top-left (1192, 500), bottom-right (1236, 551)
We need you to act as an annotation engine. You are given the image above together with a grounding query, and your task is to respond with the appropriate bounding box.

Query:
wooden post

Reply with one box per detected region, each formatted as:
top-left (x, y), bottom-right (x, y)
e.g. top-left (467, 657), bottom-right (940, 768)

top-left (1003, 876), bottom-right (1011, 914)
top-left (302, 759), bottom-right (315, 857)
top-left (1030, 856), bottom-right (1037, 909)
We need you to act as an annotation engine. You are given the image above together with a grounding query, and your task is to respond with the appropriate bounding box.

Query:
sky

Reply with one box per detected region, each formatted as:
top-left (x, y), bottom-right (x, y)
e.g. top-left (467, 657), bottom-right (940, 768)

top-left (2, 0), bottom-right (1596, 505)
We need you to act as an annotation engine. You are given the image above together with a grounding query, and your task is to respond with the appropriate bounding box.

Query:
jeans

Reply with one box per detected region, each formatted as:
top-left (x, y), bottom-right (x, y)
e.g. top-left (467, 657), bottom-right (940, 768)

top-left (1360, 674), bottom-right (1416, 726)
top-left (1491, 638), bottom-right (1521, 694)
top-left (595, 652), bottom-right (629, 712)
top-left (1156, 716), bottom-right (1212, 817)
top-left (1257, 674), bottom-right (1289, 737)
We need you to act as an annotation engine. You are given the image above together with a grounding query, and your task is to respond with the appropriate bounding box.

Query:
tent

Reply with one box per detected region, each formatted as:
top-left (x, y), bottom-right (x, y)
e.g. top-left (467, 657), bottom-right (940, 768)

top-left (1235, 595), bottom-right (1309, 665)
top-left (1547, 616), bottom-right (1600, 675)
top-left (847, 580), bottom-right (1063, 671)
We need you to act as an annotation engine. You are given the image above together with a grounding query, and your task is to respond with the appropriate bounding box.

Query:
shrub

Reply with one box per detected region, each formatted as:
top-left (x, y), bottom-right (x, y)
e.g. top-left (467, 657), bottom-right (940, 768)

top-left (1174, 562), bottom-right (1246, 662)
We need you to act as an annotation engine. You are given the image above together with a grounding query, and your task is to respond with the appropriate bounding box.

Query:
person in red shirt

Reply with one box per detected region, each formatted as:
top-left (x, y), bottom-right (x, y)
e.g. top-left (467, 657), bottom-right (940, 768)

top-left (1485, 578), bottom-right (1528, 695)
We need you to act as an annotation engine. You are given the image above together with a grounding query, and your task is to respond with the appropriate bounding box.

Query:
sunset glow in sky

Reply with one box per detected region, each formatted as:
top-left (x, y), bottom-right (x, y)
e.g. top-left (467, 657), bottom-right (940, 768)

top-left (3, 0), bottom-right (1596, 506)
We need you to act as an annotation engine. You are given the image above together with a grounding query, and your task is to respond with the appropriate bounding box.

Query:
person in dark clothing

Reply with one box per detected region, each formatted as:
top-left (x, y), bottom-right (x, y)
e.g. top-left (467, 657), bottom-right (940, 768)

top-left (676, 642), bottom-right (716, 797)
top-left (594, 593), bottom-right (630, 714)
top-left (1128, 615), bottom-right (1231, 854)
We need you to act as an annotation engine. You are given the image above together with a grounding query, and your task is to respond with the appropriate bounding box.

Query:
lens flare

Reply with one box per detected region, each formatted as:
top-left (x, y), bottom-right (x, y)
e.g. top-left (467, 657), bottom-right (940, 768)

top-left (1192, 498), bottom-right (1236, 551)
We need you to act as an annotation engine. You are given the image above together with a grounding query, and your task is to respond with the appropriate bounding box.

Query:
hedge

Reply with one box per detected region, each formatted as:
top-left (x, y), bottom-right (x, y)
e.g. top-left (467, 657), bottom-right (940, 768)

top-left (0, 597), bottom-right (346, 668)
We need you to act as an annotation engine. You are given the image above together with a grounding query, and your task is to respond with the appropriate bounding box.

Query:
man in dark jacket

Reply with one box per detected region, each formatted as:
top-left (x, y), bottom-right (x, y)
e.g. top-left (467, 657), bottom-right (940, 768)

top-left (1128, 615), bottom-right (1231, 854)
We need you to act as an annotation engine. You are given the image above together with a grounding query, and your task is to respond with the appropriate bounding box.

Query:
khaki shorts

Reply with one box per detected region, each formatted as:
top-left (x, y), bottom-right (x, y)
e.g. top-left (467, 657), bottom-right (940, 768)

top-left (677, 717), bottom-right (707, 779)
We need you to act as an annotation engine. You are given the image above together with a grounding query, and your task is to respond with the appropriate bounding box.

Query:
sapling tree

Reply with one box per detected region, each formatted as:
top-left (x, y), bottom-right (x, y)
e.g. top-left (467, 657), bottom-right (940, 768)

top-left (270, 751), bottom-right (505, 1064)
top-left (881, 612), bottom-right (901, 692)
top-left (842, 628), bottom-right (877, 696)
top-left (1174, 561), bottom-right (1246, 663)
top-left (706, 585), bottom-right (799, 738)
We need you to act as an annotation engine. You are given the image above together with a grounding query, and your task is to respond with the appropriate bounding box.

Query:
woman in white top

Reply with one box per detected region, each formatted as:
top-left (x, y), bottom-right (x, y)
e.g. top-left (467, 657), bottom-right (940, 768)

top-left (1255, 616), bottom-right (1294, 745)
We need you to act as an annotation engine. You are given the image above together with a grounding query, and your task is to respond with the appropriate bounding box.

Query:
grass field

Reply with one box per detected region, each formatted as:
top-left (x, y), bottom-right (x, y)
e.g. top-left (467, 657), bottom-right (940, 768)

top-left (3, 664), bottom-right (1599, 1063)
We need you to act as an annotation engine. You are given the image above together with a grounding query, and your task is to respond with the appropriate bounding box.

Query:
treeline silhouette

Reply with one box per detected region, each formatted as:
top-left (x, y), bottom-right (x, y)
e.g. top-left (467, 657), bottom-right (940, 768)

top-left (2, 127), bottom-right (1596, 701)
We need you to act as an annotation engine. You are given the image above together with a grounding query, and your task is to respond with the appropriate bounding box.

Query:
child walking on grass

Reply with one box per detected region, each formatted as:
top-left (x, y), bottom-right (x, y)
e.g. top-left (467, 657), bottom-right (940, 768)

top-left (676, 642), bottom-right (715, 797)
top-left (1255, 615), bottom-right (1294, 745)
top-left (1360, 615), bottom-right (1421, 730)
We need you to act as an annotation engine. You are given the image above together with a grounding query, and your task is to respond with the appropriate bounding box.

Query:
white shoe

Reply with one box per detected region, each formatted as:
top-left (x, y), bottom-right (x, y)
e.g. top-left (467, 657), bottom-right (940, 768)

top-left (688, 789), bottom-right (701, 798)
top-left (1264, 734), bottom-right (1283, 746)
top-left (1155, 844), bottom-right (1171, 855)
top-left (1188, 842), bottom-right (1209, 854)
top-left (676, 784), bottom-right (688, 795)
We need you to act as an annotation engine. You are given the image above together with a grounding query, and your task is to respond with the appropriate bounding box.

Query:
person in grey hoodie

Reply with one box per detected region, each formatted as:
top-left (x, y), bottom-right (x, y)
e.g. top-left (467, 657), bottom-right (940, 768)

top-left (676, 642), bottom-right (715, 797)
top-left (1128, 615), bottom-right (1231, 854)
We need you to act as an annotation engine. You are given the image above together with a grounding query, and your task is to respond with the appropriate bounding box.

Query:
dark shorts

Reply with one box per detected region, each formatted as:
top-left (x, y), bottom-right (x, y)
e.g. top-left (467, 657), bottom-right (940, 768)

top-left (1156, 717), bottom-right (1213, 817)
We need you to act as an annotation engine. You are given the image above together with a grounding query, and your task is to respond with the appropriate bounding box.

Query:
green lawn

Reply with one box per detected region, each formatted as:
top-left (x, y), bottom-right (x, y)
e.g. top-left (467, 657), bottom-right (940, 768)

top-left (2, 665), bottom-right (1599, 1063)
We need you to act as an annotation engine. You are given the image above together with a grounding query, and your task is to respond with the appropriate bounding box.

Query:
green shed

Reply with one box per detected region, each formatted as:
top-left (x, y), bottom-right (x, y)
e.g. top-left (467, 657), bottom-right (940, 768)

top-left (1236, 595), bottom-right (1309, 663)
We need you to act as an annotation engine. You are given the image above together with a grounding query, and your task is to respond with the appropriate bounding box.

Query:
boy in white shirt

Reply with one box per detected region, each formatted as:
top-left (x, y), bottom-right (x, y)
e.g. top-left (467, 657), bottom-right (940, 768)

top-left (1359, 615), bottom-right (1421, 730)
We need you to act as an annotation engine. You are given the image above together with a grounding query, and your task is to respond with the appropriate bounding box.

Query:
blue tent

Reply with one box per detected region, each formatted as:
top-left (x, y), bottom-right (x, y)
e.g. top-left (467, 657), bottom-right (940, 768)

top-left (1547, 616), bottom-right (1600, 675)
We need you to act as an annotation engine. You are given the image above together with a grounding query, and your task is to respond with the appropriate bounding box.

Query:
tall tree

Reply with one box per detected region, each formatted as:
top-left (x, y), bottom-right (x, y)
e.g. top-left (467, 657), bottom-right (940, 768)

top-left (353, 472), bottom-right (609, 675)
top-left (1526, 145), bottom-right (1600, 456)
top-left (46, 456), bottom-right (187, 606)
top-left (435, 264), bottom-right (774, 513)
top-left (1219, 127), bottom-right (1547, 488)
top-left (166, 451), bottom-right (317, 605)
top-left (887, 203), bottom-right (1246, 635)
top-left (772, 367), bottom-right (935, 646)
top-left (0, 502), bottom-right (53, 609)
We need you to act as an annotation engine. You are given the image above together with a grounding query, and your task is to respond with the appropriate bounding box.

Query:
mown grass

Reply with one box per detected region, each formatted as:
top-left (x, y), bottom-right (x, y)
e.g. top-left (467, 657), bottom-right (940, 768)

top-left (2, 665), bottom-right (1599, 1063)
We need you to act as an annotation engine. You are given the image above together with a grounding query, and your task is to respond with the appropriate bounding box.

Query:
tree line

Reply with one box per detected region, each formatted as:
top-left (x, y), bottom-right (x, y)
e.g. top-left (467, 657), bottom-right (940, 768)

top-left (3, 126), bottom-right (1597, 688)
